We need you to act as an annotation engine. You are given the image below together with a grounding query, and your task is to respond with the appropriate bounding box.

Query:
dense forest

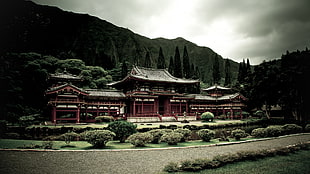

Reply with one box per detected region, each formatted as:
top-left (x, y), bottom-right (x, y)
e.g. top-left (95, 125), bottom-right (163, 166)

top-left (0, 1), bottom-right (309, 124)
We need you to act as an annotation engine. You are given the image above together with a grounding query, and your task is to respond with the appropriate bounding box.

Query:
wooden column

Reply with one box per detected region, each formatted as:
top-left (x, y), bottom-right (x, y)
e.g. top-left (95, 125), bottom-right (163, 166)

top-left (133, 100), bottom-right (136, 116)
top-left (52, 106), bottom-right (56, 123)
top-left (76, 106), bottom-right (80, 123)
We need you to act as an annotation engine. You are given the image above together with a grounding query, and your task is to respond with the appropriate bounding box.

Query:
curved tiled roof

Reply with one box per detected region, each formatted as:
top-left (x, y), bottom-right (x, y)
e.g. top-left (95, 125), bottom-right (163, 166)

top-left (202, 85), bottom-right (231, 91)
top-left (191, 93), bottom-right (245, 101)
top-left (108, 66), bottom-right (199, 86)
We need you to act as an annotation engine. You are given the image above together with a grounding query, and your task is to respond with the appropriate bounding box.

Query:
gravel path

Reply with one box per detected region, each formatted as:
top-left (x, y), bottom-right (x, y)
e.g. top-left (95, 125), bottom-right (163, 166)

top-left (1, 134), bottom-right (309, 174)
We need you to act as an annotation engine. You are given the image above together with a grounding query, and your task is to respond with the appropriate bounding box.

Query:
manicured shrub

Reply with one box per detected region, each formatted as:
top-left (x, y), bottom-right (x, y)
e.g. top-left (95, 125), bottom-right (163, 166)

top-left (265, 125), bottom-right (283, 137)
top-left (60, 132), bottom-right (79, 144)
top-left (127, 132), bottom-right (153, 147)
top-left (163, 162), bottom-right (179, 172)
top-left (95, 116), bottom-right (114, 123)
top-left (108, 121), bottom-right (137, 143)
top-left (201, 112), bottom-right (214, 122)
top-left (82, 130), bottom-right (115, 148)
top-left (160, 132), bottom-right (183, 145)
top-left (231, 129), bottom-right (247, 140)
top-left (174, 128), bottom-right (191, 142)
top-left (42, 140), bottom-right (54, 149)
top-left (147, 129), bottom-right (172, 144)
top-left (281, 124), bottom-right (302, 135)
top-left (197, 129), bottom-right (215, 142)
top-left (305, 124), bottom-right (310, 132)
top-left (251, 128), bottom-right (268, 138)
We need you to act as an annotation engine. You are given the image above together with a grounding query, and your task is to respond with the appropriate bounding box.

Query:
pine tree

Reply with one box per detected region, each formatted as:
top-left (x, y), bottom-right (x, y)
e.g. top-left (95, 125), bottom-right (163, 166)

top-left (121, 60), bottom-right (128, 78)
top-left (190, 63), bottom-right (195, 78)
top-left (174, 46), bottom-right (183, 78)
top-left (144, 51), bottom-right (152, 68)
top-left (246, 58), bottom-right (251, 74)
top-left (168, 56), bottom-right (174, 75)
top-left (224, 59), bottom-right (231, 86)
top-left (157, 47), bottom-right (166, 69)
top-left (212, 54), bottom-right (220, 85)
top-left (182, 46), bottom-right (190, 78)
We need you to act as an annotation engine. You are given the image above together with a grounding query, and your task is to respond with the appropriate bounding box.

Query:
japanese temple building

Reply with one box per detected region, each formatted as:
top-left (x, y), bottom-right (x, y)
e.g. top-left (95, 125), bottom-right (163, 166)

top-left (46, 66), bottom-right (247, 123)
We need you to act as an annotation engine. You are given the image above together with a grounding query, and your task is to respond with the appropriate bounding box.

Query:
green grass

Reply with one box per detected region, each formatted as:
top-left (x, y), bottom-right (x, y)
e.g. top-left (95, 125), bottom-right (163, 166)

top-left (0, 138), bottom-right (224, 150)
top-left (169, 150), bottom-right (310, 174)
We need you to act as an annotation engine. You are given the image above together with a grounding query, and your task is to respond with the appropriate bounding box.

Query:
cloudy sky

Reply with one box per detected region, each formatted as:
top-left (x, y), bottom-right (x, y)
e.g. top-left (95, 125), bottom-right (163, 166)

top-left (32, 0), bottom-right (310, 64)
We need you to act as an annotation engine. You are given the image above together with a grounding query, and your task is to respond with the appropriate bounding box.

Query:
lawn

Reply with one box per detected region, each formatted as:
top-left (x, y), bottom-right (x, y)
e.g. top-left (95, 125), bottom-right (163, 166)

top-left (0, 138), bottom-right (240, 150)
top-left (170, 150), bottom-right (310, 174)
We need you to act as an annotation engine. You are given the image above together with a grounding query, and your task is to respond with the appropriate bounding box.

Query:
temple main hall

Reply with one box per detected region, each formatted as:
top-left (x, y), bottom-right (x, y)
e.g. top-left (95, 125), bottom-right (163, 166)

top-left (46, 66), bottom-right (247, 123)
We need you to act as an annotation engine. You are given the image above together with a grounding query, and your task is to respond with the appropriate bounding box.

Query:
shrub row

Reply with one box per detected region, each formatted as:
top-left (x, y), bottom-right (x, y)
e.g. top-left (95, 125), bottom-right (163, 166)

top-left (251, 124), bottom-right (303, 138)
top-left (163, 142), bottom-right (310, 172)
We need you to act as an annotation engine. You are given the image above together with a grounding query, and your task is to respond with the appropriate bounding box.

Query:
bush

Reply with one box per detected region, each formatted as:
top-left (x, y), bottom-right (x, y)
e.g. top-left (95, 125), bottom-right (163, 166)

top-left (163, 162), bottom-right (179, 172)
top-left (231, 129), bottom-right (247, 140)
top-left (108, 121), bottom-right (137, 143)
top-left (197, 129), bottom-right (215, 142)
top-left (281, 124), bottom-right (302, 135)
top-left (60, 132), bottom-right (79, 144)
top-left (147, 129), bottom-right (173, 144)
top-left (174, 128), bottom-right (191, 142)
top-left (42, 141), bottom-right (54, 149)
top-left (95, 116), bottom-right (114, 123)
top-left (201, 112), bottom-right (214, 122)
top-left (305, 124), bottom-right (310, 132)
top-left (127, 132), bottom-right (153, 147)
top-left (82, 130), bottom-right (115, 148)
top-left (265, 125), bottom-right (283, 137)
top-left (251, 128), bottom-right (268, 138)
top-left (19, 115), bottom-right (35, 126)
top-left (160, 132), bottom-right (183, 145)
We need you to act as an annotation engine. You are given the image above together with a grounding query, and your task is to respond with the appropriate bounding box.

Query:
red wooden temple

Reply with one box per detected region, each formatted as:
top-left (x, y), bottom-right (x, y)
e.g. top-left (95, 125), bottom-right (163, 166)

top-left (46, 67), bottom-right (247, 123)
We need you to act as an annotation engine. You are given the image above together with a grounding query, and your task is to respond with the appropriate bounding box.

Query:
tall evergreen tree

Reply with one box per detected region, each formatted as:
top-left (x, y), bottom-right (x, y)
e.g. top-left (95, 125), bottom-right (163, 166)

top-left (246, 58), bottom-right (251, 74)
top-left (168, 56), bottom-right (174, 75)
top-left (174, 46), bottom-right (183, 78)
top-left (224, 59), bottom-right (231, 86)
top-left (121, 60), bottom-right (128, 78)
top-left (212, 54), bottom-right (220, 85)
top-left (157, 47), bottom-right (166, 69)
top-left (144, 51), bottom-right (152, 68)
top-left (182, 46), bottom-right (190, 78)
top-left (190, 63), bottom-right (195, 78)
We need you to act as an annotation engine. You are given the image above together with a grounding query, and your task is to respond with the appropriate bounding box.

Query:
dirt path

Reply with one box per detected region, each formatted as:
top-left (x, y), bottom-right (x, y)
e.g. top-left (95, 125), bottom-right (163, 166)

top-left (0, 134), bottom-right (309, 174)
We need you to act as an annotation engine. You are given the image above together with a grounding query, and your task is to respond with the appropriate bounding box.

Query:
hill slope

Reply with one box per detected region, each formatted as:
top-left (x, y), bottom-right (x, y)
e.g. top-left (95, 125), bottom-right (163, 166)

top-left (0, 0), bottom-right (239, 84)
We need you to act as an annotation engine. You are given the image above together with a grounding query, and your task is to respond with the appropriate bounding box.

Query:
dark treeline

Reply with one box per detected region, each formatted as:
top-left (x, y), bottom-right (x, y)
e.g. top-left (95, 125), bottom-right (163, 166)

top-left (238, 48), bottom-right (310, 124)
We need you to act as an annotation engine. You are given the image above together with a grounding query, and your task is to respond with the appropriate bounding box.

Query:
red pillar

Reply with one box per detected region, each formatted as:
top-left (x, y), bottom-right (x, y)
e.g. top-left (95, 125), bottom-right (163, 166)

top-left (52, 106), bottom-right (56, 123)
top-left (133, 100), bottom-right (136, 116)
top-left (76, 106), bottom-right (80, 123)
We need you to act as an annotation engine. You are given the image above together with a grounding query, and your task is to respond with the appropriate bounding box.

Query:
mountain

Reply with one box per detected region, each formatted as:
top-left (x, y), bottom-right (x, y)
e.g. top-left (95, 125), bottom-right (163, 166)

top-left (0, 0), bottom-right (239, 84)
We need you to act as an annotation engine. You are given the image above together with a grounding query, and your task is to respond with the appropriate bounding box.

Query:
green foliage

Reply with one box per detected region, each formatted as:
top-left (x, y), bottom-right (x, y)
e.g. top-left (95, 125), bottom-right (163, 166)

top-left (18, 115), bottom-right (36, 127)
top-left (147, 129), bottom-right (173, 144)
top-left (60, 132), bottom-right (79, 144)
top-left (173, 46), bottom-right (182, 78)
top-left (251, 128), bottom-right (268, 138)
top-left (127, 132), bottom-right (153, 147)
top-left (108, 121), bottom-right (137, 143)
top-left (281, 124), bottom-right (302, 135)
top-left (231, 129), bottom-right (247, 140)
top-left (160, 132), bottom-right (183, 145)
top-left (157, 47), bottom-right (166, 69)
top-left (305, 124), bottom-right (310, 132)
top-left (82, 130), bottom-right (115, 148)
top-left (265, 125), bottom-right (283, 137)
top-left (42, 140), bottom-right (54, 149)
top-left (95, 116), bottom-right (114, 123)
top-left (182, 46), bottom-right (190, 78)
top-left (212, 54), bottom-right (220, 84)
top-left (201, 112), bottom-right (214, 122)
top-left (174, 128), bottom-right (191, 142)
top-left (197, 129), bottom-right (215, 142)
top-left (56, 59), bottom-right (86, 75)
top-left (163, 162), bottom-right (179, 172)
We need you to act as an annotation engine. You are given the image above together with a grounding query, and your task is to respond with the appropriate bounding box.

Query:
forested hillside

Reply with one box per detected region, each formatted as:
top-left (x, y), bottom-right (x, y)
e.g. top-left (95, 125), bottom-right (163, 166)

top-left (0, 0), bottom-right (239, 84)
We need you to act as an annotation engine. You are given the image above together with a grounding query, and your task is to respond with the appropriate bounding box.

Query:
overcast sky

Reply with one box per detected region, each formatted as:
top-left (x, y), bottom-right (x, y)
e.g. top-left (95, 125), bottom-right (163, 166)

top-left (32, 0), bottom-right (310, 64)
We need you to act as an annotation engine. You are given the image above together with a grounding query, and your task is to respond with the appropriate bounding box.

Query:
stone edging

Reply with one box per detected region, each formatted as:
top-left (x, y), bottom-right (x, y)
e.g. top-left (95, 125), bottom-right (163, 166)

top-left (1, 133), bottom-right (309, 152)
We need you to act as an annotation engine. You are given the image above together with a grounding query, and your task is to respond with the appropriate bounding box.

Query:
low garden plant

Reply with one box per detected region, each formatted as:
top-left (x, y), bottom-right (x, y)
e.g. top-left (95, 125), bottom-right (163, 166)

top-left (197, 129), bottom-right (215, 142)
top-left (147, 129), bottom-right (172, 144)
top-left (127, 132), bottom-right (153, 147)
top-left (231, 129), bottom-right (247, 140)
top-left (82, 130), bottom-right (115, 148)
top-left (160, 132), bottom-right (183, 145)
top-left (107, 121), bottom-right (137, 143)
top-left (174, 128), bottom-right (191, 142)
top-left (201, 112), bottom-right (214, 122)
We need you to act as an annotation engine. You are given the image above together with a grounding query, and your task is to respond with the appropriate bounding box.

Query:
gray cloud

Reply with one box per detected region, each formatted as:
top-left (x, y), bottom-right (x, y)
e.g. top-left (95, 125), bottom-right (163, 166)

top-left (32, 0), bottom-right (310, 64)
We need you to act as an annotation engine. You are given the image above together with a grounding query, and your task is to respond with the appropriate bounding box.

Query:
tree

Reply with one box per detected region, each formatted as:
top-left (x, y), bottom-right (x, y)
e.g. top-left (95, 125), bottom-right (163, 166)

top-left (157, 47), bottom-right (166, 69)
top-left (144, 51), bottom-right (152, 68)
top-left (121, 60), bottom-right (128, 78)
top-left (212, 54), bottom-right (220, 85)
top-left (224, 59), bottom-right (231, 86)
top-left (107, 121), bottom-right (137, 143)
top-left (82, 130), bottom-right (115, 148)
top-left (182, 46), bottom-right (190, 78)
top-left (174, 46), bottom-right (183, 78)
top-left (168, 56), bottom-right (174, 75)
